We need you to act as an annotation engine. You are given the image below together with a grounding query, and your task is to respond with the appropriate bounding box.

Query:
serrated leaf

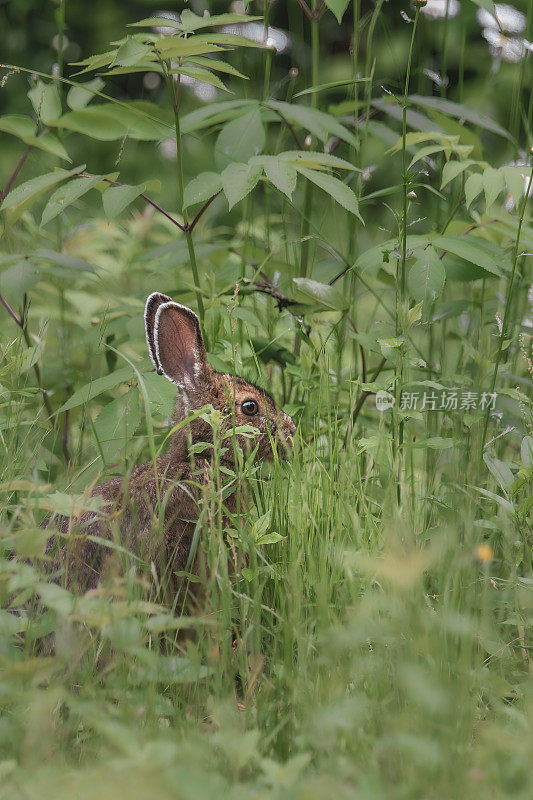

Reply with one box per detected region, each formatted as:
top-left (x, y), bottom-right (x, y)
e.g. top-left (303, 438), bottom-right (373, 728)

top-left (186, 57), bottom-right (248, 80)
top-left (408, 143), bottom-right (447, 170)
top-left (52, 103), bottom-right (171, 141)
top-left (129, 13), bottom-right (262, 31)
top-left (215, 107), bottom-right (265, 170)
top-left (0, 164), bottom-right (85, 213)
top-left (279, 150), bottom-right (357, 170)
top-left (408, 95), bottom-right (512, 141)
top-left (183, 172), bottom-right (222, 209)
top-left (56, 366), bottom-right (132, 414)
top-left (221, 162), bottom-right (263, 209)
top-left (441, 159), bottom-right (474, 190)
top-left (408, 253), bottom-right (446, 303)
top-left (432, 235), bottom-right (505, 276)
top-left (175, 65), bottom-right (230, 92)
top-left (268, 100), bottom-right (357, 147)
top-left (296, 166), bottom-right (362, 220)
top-left (256, 532), bottom-right (284, 545)
top-left (464, 173), bottom-right (484, 208)
top-left (41, 174), bottom-right (103, 226)
top-left (501, 165), bottom-right (526, 206)
top-left (111, 38), bottom-right (153, 68)
top-left (102, 183), bottom-right (144, 219)
top-left (483, 166), bottom-right (505, 208)
top-left (293, 277), bottom-right (348, 311)
top-left (260, 157), bottom-right (297, 199)
top-left (27, 81), bottom-right (62, 125)
top-left (67, 78), bottom-right (105, 110)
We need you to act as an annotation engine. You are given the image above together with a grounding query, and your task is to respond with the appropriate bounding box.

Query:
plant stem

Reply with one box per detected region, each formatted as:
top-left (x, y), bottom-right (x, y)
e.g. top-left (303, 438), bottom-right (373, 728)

top-left (480, 164), bottom-right (533, 457)
top-left (165, 68), bottom-right (205, 328)
top-left (395, 5), bottom-right (420, 498)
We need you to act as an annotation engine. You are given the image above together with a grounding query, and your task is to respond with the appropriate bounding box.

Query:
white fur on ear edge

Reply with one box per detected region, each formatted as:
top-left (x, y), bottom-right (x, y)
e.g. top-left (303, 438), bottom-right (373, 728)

top-left (144, 292), bottom-right (171, 372)
top-left (153, 300), bottom-right (203, 393)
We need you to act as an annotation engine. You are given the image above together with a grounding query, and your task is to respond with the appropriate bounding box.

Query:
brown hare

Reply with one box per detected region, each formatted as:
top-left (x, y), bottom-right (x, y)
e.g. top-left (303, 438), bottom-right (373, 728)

top-left (45, 292), bottom-right (296, 594)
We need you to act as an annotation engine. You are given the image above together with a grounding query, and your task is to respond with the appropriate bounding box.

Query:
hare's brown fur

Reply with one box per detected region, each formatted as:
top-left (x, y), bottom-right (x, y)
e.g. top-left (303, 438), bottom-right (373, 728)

top-left (45, 294), bottom-right (295, 593)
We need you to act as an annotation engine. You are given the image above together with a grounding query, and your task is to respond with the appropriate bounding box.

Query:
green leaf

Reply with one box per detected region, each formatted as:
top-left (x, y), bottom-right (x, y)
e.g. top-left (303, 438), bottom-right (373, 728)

top-left (464, 173), bottom-right (484, 208)
top-left (181, 100), bottom-right (252, 135)
top-left (56, 366), bottom-right (132, 414)
top-left (325, 0), bottom-right (350, 22)
top-left (293, 278), bottom-right (348, 311)
top-left (294, 78), bottom-right (370, 98)
top-left (27, 81), bottom-right (62, 125)
top-left (408, 252), bottom-right (446, 303)
top-left (278, 150), bottom-right (357, 170)
top-left (186, 56), bottom-right (248, 80)
top-left (33, 249), bottom-right (95, 272)
top-left (408, 95), bottom-right (513, 141)
top-left (155, 39), bottom-right (224, 60)
top-left (408, 144), bottom-right (448, 170)
top-left (483, 167), bottom-right (505, 208)
top-left (483, 453), bottom-right (514, 492)
top-left (295, 166), bottom-right (362, 220)
top-left (355, 236), bottom-right (428, 276)
top-left (102, 183), bottom-right (144, 219)
top-left (71, 48), bottom-right (120, 75)
top-left (0, 164), bottom-right (85, 215)
top-left (258, 157), bottom-right (297, 199)
top-left (221, 162), bottom-right (263, 210)
top-left (215, 108), bottom-right (265, 170)
top-left (94, 388), bottom-right (141, 462)
top-left (174, 65), bottom-right (230, 92)
top-left (0, 114), bottom-right (35, 139)
top-left (66, 78), bottom-right (105, 110)
top-left (521, 436), bottom-right (533, 468)
top-left (52, 103), bottom-right (172, 141)
top-left (183, 172), bottom-right (223, 209)
top-left (0, 260), bottom-right (41, 305)
top-left (501, 166), bottom-right (526, 206)
top-left (41, 174), bottom-right (103, 226)
top-left (256, 532), bottom-right (284, 545)
top-left (129, 13), bottom-right (262, 31)
top-left (111, 38), bottom-right (153, 68)
top-left (441, 159), bottom-right (474, 190)
top-left (0, 116), bottom-right (70, 161)
top-left (432, 235), bottom-right (506, 276)
top-left (268, 100), bottom-right (357, 147)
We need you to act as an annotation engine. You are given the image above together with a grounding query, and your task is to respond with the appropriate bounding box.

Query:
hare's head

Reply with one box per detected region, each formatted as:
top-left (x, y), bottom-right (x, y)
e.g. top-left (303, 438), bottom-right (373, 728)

top-left (145, 293), bottom-right (295, 464)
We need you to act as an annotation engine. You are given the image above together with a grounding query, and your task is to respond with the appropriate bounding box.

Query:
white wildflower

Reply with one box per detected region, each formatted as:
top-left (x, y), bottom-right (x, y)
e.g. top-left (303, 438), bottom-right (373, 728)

top-left (420, 0), bottom-right (460, 20)
top-left (476, 3), bottom-right (526, 34)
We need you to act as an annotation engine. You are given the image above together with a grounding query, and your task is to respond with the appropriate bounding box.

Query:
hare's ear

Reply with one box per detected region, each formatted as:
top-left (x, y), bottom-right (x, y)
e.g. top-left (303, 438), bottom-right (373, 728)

top-left (145, 292), bottom-right (172, 373)
top-left (154, 301), bottom-right (209, 392)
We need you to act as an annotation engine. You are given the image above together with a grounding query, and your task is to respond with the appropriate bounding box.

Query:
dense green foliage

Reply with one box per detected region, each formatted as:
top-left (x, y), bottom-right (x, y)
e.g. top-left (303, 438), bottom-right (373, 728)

top-left (1, 1), bottom-right (533, 797)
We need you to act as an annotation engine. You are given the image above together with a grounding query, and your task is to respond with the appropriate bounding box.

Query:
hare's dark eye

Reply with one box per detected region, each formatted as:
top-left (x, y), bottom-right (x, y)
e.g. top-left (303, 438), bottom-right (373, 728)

top-left (241, 399), bottom-right (258, 416)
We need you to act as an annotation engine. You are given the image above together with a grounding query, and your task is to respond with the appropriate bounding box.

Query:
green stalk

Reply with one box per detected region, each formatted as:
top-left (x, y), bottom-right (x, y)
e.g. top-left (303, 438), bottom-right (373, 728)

top-left (294, 3), bottom-right (320, 359)
top-left (480, 165), bottom-right (533, 457)
top-left (165, 69), bottom-right (205, 328)
top-left (394, 5), bottom-right (420, 497)
top-left (262, 0), bottom-right (272, 101)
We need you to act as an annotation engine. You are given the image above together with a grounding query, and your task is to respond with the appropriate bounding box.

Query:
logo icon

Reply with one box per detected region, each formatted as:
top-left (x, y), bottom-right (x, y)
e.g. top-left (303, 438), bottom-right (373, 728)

top-left (375, 390), bottom-right (395, 412)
